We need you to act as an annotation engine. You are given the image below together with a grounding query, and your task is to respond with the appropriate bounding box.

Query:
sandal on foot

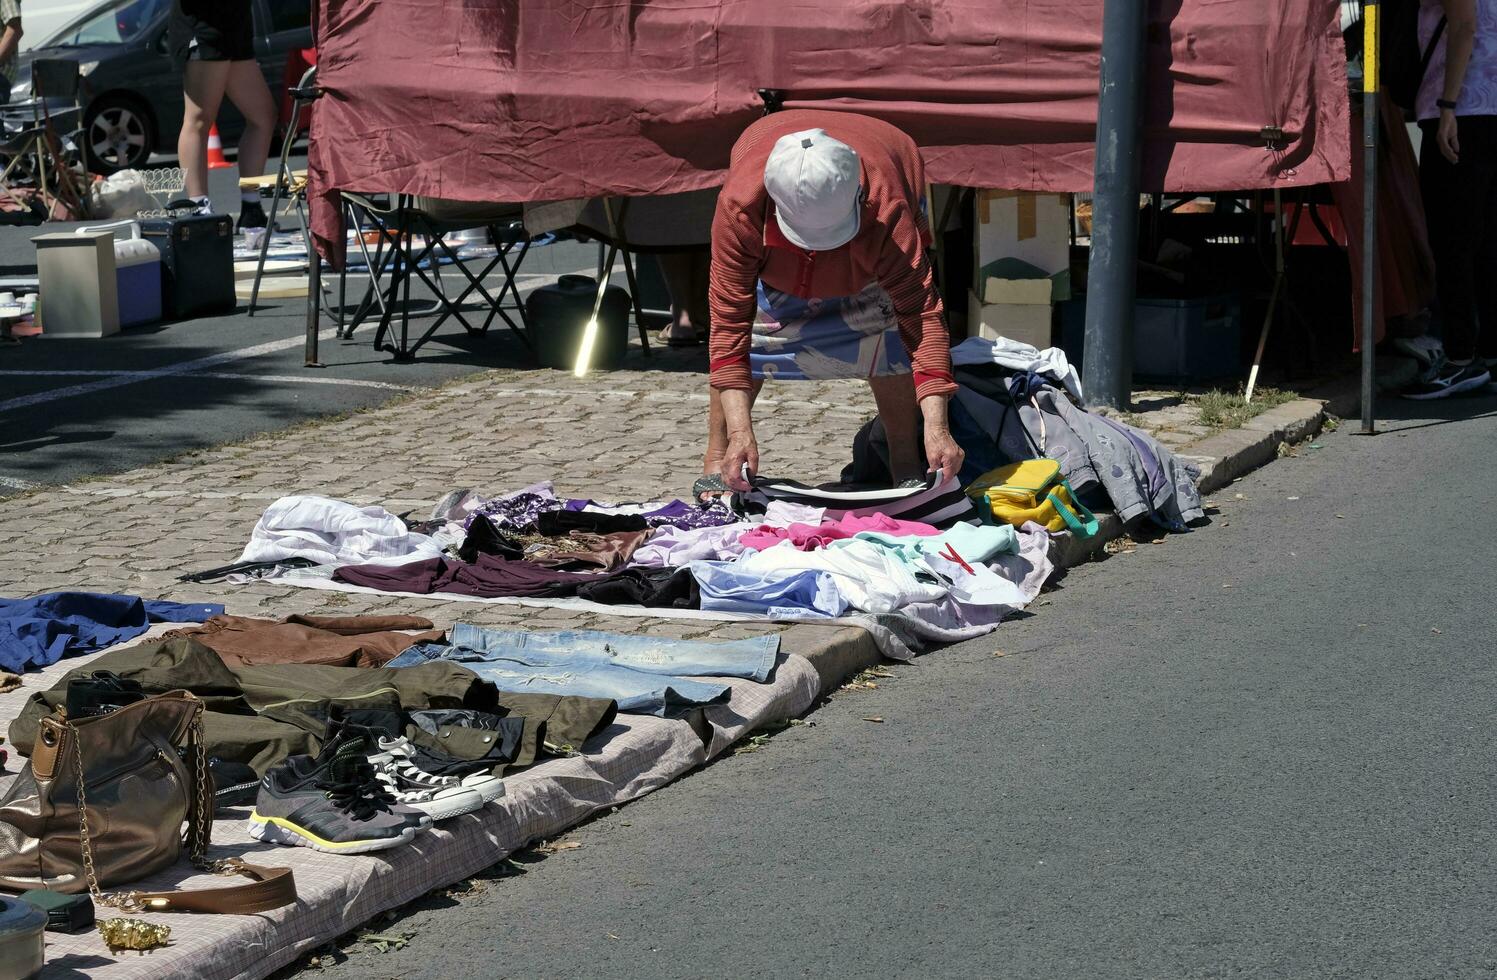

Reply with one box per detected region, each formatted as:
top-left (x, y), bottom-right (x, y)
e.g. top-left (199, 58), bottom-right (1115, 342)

top-left (692, 473), bottom-right (731, 504)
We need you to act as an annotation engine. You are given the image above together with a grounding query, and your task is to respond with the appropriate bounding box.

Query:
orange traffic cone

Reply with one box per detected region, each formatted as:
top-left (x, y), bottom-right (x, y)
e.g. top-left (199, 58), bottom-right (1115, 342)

top-left (206, 124), bottom-right (231, 169)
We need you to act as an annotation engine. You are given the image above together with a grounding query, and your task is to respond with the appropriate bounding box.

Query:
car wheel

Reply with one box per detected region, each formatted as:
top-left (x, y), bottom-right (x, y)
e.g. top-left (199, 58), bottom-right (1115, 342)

top-left (84, 96), bottom-right (156, 174)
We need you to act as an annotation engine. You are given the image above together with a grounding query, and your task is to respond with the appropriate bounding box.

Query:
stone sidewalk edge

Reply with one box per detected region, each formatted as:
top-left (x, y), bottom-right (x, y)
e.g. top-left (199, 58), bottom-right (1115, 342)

top-left (784, 386), bottom-right (1356, 696)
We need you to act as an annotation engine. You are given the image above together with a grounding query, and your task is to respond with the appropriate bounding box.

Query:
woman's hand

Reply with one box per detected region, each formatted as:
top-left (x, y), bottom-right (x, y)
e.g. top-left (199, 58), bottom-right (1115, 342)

top-left (720, 426), bottom-right (760, 491)
top-left (1439, 108), bottom-right (1461, 164)
top-left (919, 394), bottom-right (965, 481)
top-left (923, 423), bottom-right (965, 482)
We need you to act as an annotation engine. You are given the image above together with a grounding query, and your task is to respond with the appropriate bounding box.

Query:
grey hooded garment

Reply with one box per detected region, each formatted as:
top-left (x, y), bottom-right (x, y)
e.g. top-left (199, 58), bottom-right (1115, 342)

top-left (954, 382), bottom-right (1205, 529)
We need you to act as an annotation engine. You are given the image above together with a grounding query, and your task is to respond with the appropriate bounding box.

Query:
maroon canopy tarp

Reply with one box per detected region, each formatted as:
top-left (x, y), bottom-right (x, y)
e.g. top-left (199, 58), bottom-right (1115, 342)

top-left (309, 0), bottom-right (1349, 256)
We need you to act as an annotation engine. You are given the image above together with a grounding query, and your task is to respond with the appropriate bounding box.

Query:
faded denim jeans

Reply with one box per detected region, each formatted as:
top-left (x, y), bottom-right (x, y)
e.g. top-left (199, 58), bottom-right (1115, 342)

top-left (448, 624), bottom-right (780, 682)
top-left (387, 623), bottom-right (781, 716)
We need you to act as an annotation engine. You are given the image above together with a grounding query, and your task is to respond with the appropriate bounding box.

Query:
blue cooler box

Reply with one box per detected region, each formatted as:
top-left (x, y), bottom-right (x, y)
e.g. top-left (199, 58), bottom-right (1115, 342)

top-left (113, 234), bottom-right (162, 328)
top-left (75, 222), bottom-right (162, 328)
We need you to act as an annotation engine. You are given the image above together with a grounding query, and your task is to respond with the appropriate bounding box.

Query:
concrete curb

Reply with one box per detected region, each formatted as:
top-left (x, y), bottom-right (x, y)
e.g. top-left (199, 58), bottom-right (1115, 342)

top-left (788, 386), bottom-right (1350, 694)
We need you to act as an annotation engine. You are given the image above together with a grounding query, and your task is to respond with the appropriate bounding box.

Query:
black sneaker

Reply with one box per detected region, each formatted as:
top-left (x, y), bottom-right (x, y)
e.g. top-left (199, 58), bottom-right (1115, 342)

top-left (247, 737), bottom-right (428, 854)
top-left (236, 200), bottom-right (267, 231)
top-left (1401, 361), bottom-right (1492, 400)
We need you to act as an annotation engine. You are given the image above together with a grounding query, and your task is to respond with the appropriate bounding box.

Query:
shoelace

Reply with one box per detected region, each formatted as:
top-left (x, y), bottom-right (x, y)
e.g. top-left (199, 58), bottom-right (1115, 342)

top-left (319, 758), bottom-right (399, 822)
top-left (371, 758), bottom-right (456, 802)
top-left (317, 736), bottom-right (400, 820)
top-left (378, 739), bottom-right (459, 788)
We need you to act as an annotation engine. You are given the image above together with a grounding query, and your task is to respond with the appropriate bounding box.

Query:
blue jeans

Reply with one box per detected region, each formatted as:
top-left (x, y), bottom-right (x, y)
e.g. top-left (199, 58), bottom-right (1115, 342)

top-left (387, 624), bottom-right (780, 716)
top-left (447, 624), bottom-right (780, 682)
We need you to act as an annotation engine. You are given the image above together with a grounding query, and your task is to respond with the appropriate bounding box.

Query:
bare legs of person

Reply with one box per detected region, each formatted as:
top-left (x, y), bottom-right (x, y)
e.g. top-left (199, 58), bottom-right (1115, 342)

top-left (702, 374), bottom-right (925, 485)
top-left (224, 60), bottom-right (276, 181)
top-left (867, 374), bottom-right (925, 483)
top-left (178, 60), bottom-right (229, 199)
top-left (178, 60), bottom-right (277, 200)
top-left (657, 249), bottom-right (710, 345)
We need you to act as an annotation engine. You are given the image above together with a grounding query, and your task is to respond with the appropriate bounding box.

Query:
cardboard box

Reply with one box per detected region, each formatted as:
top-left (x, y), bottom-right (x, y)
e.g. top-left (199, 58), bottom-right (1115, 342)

top-left (974, 190), bottom-right (1071, 290)
top-left (968, 289), bottom-right (1054, 350)
top-left (981, 277), bottom-right (1052, 306)
top-left (33, 231), bottom-right (120, 338)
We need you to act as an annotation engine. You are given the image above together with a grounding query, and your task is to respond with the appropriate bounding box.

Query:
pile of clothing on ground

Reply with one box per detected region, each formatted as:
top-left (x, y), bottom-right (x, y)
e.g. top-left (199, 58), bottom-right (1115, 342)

top-left (1, 599), bottom-right (782, 856)
top-left (219, 481), bottom-right (1051, 660)
top-left (212, 339), bottom-right (1205, 659)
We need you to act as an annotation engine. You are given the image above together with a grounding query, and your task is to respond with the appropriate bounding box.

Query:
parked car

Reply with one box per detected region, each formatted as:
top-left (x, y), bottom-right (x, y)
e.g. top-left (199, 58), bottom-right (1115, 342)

top-left (3, 0), bottom-right (312, 174)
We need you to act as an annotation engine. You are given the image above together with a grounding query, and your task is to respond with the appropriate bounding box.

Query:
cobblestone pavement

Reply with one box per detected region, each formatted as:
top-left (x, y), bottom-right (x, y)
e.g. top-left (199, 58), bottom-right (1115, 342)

top-left (0, 349), bottom-right (1274, 644)
top-left (0, 347), bottom-right (871, 642)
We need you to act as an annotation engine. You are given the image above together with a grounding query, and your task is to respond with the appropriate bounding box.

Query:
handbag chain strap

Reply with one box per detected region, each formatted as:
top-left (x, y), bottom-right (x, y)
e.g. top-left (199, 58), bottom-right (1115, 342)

top-left (73, 702), bottom-right (233, 912)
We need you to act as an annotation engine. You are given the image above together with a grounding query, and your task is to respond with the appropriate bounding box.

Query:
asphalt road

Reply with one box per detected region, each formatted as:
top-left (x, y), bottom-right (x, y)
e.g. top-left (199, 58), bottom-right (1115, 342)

top-left (0, 157), bottom-right (648, 496)
top-left (298, 394), bottom-right (1497, 980)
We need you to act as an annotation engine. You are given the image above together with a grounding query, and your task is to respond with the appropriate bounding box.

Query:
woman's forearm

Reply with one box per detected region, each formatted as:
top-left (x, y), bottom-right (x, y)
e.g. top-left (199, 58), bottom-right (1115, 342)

top-left (0, 24), bottom-right (22, 65)
top-left (1440, 0), bottom-right (1478, 103)
top-left (719, 387), bottom-right (755, 436)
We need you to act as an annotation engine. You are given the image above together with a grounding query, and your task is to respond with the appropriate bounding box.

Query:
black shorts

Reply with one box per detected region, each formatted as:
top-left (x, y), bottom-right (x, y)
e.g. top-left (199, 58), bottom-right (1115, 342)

top-left (169, 0), bottom-right (255, 66)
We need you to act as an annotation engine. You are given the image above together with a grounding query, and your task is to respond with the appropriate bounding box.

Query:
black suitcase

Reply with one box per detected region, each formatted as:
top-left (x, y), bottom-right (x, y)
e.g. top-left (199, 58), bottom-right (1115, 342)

top-left (140, 213), bottom-right (235, 320)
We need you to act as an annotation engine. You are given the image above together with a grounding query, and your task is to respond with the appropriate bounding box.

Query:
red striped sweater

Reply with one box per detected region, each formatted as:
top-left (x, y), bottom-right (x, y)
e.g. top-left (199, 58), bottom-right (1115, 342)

top-left (707, 110), bottom-right (956, 401)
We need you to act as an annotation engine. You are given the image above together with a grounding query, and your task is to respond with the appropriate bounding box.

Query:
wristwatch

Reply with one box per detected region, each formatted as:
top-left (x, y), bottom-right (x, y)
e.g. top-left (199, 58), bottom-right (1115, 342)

top-left (1437, 98), bottom-right (1459, 110)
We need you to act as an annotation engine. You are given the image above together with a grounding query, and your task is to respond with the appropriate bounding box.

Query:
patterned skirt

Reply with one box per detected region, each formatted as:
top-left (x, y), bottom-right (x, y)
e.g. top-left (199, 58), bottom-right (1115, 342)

top-left (749, 280), bottom-right (911, 382)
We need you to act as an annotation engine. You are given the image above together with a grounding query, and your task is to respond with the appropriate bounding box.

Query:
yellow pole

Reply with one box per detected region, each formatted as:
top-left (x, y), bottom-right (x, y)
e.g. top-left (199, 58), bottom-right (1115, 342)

top-left (1359, 0), bottom-right (1378, 433)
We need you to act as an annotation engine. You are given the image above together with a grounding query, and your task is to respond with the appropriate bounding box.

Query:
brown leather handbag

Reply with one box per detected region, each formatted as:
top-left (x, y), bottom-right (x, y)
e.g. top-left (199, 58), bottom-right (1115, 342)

top-left (0, 690), bottom-right (295, 913)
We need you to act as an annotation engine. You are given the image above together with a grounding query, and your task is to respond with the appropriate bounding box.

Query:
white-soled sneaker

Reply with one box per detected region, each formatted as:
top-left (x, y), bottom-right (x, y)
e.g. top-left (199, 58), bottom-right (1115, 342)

top-left (1401, 361), bottom-right (1491, 400)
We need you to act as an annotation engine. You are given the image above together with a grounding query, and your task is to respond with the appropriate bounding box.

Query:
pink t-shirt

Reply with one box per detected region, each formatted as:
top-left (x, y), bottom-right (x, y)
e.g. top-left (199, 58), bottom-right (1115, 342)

top-left (1418, 0), bottom-right (1497, 120)
top-left (739, 512), bottom-right (941, 552)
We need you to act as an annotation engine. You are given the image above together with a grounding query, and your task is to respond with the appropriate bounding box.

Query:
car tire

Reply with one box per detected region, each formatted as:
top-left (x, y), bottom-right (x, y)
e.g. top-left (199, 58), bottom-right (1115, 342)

top-left (84, 95), bottom-right (156, 175)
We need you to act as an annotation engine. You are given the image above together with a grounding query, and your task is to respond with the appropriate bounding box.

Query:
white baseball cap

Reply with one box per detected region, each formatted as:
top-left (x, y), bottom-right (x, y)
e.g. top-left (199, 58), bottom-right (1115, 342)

top-left (763, 128), bottom-right (862, 252)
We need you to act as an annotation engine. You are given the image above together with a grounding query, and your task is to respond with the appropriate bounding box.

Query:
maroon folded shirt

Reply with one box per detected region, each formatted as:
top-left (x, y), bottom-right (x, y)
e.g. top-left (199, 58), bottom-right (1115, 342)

top-left (333, 554), bottom-right (611, 599)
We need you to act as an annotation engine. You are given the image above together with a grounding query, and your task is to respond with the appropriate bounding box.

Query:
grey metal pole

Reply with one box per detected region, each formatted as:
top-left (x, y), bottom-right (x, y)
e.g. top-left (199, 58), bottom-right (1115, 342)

top-left (1081, 0), bottom-right (1149, 411)
top-left (305, 247), bottom-right (322, 367)
top-left (1360, 1), bottom-right (1379, 433)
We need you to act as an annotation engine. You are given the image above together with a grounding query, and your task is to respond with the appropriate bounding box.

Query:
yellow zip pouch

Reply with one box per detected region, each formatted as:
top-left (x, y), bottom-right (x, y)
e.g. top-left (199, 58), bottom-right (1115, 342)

top-left (965, 459), bottom-right (1099, 536)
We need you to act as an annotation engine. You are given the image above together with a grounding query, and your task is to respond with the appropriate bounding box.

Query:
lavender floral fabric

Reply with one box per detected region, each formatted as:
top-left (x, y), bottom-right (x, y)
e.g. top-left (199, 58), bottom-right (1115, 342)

top-left (468, 485), bottom-right (736, 535)
top-left (466, 481), bottom-right (563, 530)
top-left (641, 499), bottom-right (738, 529)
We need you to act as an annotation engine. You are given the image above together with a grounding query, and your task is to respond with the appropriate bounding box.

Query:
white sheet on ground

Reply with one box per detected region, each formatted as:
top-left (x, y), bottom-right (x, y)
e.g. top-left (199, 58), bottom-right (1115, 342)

top-left (0, 633), bottom-right (818, 980)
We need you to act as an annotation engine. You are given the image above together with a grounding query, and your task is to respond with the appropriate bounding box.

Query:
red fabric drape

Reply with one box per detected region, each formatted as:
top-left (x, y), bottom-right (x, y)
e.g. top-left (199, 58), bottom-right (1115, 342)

top-left (308, 0), bottom-right (1350, 258)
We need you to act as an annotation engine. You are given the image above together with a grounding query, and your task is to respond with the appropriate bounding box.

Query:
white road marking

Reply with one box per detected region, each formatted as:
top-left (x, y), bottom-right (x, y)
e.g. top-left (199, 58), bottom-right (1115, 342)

top-left (0, 369), bottom-right (410, 391)
top-left (0, 474), bottom-right (37, 491)
top-left (0, 265), bottom-right (604, 415)
top-left (0, 329), bottom-right (342, 414)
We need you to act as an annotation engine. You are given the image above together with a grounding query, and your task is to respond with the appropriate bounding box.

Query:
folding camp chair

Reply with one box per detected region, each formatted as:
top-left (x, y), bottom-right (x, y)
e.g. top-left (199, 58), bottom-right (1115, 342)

top-left (246, 66), bottom-right (330, 318)
top-left (339, 193), bottom-right (533, 361)
top-left (0, 59), bottom-right (87, 220)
